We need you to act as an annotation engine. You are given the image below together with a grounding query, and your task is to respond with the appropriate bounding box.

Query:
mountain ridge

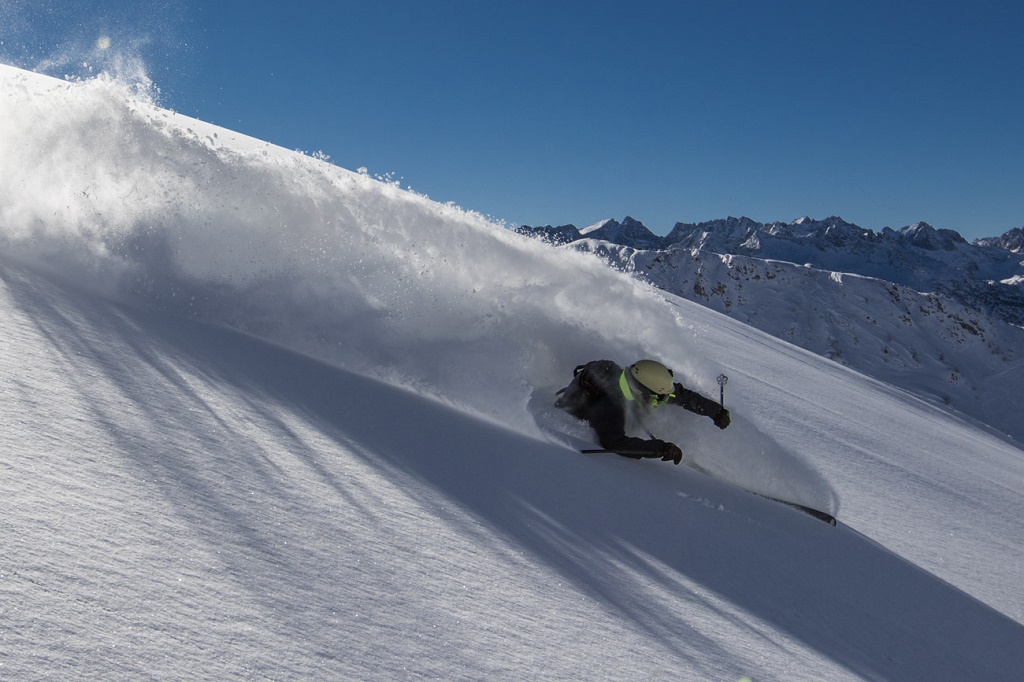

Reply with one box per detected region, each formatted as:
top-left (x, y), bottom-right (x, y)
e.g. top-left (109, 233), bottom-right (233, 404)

top-left (517, 214), bottom-right (1019, 251)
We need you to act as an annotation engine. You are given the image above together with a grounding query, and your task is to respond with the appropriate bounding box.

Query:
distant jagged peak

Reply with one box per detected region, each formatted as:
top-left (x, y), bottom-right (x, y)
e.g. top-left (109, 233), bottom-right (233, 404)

top-left (669, 215), bottom-right (758, 231)
top-left (901, 221), bottom-right (937, 237)
top-left (620, 215), bottom-right (652, 233)
top-left (705, 215), bottom-right (761, 230)
top-left (580, 215), bottom-right (650, 233)
top-left (791, 215), bottom-right (852, 226)
top-left (514, 216), bottom-right (664, 249)
top-left (763, 220), bottom-right (794, 238)
top-left (821, 216), bottom-right (859, 230)
top-left (974, 226), bottom-right (1024, 253)
top-left (579, 218), bottom-right (617, 235)
top-left (899, 221), bottom-right (967, 250)
top-left (680, 216), bottom-right (761, 239)
top-left (513, 222), bottom-right (581, 246)
top-left (662, 216), bottom-right (763, 253)
top-left (786, 215), bottom-right (864, 236)
top-left (578, 216), bottom-right (663, 249)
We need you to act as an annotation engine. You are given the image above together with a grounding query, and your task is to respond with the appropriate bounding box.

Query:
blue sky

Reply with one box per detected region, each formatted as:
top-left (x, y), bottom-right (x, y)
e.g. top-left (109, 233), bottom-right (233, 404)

top-left (4, 1), bottom-right (1022, 239)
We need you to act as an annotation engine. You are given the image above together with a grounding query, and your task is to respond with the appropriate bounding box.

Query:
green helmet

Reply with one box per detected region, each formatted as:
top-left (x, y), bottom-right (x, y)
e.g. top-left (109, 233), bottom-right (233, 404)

top-left (629, 359), bottom-right (675, 396)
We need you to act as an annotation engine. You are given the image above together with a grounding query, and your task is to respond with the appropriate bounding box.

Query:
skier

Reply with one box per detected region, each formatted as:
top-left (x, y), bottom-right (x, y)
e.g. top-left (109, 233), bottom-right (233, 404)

top-left (555, 359), bottom-right (730, 465)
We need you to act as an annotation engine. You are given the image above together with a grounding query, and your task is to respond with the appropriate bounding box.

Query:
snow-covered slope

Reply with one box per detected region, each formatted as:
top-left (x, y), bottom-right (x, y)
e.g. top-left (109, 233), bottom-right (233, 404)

top-left (3, 64), bottom-right (1024, 680)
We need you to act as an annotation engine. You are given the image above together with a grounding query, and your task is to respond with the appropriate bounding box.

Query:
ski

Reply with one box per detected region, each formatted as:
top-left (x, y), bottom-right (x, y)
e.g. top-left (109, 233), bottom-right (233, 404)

top-left (581, 448), bottom-right (837, 526)
top-left (745, 491), bottom-right (837, 526)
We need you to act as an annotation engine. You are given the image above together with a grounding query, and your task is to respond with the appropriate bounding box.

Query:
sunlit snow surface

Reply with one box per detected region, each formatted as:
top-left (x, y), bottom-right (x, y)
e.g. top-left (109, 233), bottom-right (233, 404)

top-left (2, 65), bottom-right (1023, 680)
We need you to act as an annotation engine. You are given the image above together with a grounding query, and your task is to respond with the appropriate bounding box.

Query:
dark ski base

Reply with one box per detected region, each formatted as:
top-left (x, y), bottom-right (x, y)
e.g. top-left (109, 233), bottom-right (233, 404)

top-left (581, 448), bottom-right (837, 526)
top-left (750, 492), bottom-right (837, 526)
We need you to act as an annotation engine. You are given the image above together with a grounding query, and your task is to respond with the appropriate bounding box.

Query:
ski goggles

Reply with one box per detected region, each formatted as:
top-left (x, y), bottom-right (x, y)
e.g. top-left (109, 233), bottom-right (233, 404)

top-left (620, 372), bottom-right (674, 407)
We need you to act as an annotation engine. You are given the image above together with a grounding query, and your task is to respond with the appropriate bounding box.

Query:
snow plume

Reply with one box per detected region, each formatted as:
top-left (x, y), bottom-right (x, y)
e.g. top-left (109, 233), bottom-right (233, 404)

top-left (0, 65), bottom-right (725, 433)
top-left (0, 0), bottom-right (187, 89)
top-left (0, 65), bottom-right (839, 510)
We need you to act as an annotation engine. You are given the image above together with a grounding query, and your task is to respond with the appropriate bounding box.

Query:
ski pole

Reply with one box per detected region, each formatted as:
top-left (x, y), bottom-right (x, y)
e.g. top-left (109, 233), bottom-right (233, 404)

top-left (717, 374), bottom-right (728, 407)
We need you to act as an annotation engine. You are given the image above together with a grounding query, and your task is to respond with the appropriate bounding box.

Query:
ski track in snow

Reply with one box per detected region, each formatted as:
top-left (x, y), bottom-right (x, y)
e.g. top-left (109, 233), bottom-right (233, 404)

top-left (2, 64), bottom-right (1024, 680)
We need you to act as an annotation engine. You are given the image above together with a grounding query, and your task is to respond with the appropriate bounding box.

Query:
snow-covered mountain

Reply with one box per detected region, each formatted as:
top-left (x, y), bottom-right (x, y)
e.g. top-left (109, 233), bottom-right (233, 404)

top-left (518, 216), bottom-right (1024, 442)
top-left (3, 64), bottom-right (1024, 680)
top-left (518, 215), bottom-right (1024, 325)
top-left (976, 226), bottom-right (1024, 254)
top-left (578, 216), bottom-right (666, 250)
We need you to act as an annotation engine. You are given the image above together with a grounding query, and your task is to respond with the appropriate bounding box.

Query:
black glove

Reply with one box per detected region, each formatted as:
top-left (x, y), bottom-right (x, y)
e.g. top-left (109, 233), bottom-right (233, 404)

top-left (658, 442), bottom-right (683, 465)
top-left (713, 408), bottom-right (731, 430)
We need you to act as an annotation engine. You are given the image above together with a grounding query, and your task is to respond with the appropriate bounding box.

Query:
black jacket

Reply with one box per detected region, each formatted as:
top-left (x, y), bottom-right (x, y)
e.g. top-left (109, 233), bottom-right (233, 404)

top-left (555, 360), bottom-right (723, 459)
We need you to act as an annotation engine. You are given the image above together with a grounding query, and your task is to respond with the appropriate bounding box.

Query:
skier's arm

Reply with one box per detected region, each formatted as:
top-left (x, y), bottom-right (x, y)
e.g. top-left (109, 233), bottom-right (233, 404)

top-left (590, 396), bottom-right (673, 459)
top-left (668, 383), bottom-right (731, 428)
top-left (668, 383), bottom-right (719, 416)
